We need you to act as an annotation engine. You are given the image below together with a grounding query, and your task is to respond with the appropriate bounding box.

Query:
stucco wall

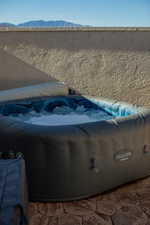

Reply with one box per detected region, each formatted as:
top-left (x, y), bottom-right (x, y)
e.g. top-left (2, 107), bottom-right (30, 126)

top-left (0, 49), bottom-right (56, 90)
top-left (0, 28), bottom-right (150, 106)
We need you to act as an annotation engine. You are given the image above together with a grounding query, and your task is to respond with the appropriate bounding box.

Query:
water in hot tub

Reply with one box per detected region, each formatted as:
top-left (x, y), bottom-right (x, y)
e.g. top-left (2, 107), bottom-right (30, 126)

top-left (9, 105), bottom-right (114, 126)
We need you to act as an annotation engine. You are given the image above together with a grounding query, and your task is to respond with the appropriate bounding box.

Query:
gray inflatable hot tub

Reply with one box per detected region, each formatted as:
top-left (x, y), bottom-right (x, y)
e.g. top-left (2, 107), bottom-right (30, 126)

top-left (0, 82), bottom-right (150, 202)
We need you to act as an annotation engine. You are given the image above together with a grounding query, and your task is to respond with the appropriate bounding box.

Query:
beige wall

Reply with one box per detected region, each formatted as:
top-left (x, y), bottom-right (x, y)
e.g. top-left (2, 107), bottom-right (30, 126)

top-left (0, 28), bottom-right (150, 106)
top-left (0, 49), bottom-right (56, 90)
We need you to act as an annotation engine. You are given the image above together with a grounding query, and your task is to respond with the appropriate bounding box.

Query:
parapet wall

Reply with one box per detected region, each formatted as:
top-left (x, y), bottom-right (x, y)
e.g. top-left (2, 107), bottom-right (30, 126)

top-left (0, 28), bottom-right (150, 106)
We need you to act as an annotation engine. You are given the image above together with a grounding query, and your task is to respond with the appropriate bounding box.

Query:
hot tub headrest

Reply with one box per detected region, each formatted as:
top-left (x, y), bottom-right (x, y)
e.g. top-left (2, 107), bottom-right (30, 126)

top-left (0, 82), bottom-right (68, 103)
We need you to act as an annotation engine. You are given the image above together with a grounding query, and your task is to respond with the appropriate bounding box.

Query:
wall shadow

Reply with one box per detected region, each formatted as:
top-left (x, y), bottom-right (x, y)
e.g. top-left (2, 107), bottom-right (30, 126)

top-left (0, 49), bottom-right (57, 91)
top-left (0, 30), bottom-right (150, 52)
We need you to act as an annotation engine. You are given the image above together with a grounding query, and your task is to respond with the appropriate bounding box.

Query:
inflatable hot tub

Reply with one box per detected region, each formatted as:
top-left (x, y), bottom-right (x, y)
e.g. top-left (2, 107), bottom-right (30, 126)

top-left (0, 82), bottom-right (150, 202)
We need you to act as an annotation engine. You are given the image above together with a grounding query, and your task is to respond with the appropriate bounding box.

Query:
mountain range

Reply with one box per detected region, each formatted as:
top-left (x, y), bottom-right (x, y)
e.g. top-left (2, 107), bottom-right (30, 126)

top-left (0, 20), bottom-right (84, 27)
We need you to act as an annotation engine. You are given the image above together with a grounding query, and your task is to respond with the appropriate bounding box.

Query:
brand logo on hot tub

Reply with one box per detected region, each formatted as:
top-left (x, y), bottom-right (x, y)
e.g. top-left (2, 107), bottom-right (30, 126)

top-left (143, 145), bottom-right (150, 154)
top-left (114, 151), bottom-right (132, 161)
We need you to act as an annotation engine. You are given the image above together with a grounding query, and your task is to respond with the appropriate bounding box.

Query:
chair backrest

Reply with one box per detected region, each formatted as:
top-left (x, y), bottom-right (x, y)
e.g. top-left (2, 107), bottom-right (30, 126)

top-left (0, 153), bottom-right (28, 225)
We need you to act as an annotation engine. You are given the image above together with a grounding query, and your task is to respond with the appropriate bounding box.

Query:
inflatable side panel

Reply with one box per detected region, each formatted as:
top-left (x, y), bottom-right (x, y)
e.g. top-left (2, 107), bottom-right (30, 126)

top-left (0, 95), bottom-right (150, 201)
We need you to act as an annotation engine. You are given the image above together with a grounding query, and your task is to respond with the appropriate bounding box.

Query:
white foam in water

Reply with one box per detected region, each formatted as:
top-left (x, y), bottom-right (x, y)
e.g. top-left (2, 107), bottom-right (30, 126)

top-left (11, 106), bottom-right (114, 126)
top-left (27, 114), bottom-right (100, 126)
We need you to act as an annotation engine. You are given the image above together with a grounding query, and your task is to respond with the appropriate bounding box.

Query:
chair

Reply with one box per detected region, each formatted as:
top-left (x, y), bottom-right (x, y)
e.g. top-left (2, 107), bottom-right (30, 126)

top-left (0, 153), bottom-right (28, 225)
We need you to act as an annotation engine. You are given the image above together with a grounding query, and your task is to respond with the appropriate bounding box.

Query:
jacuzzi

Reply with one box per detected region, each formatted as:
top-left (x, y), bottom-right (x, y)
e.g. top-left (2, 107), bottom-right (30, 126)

top-left (0, 82), bottom-right (150, 202)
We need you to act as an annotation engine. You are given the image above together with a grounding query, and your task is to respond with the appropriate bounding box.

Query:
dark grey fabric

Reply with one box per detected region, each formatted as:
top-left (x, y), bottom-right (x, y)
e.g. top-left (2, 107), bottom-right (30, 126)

top-left (0, 158), bottom-right (28, 225)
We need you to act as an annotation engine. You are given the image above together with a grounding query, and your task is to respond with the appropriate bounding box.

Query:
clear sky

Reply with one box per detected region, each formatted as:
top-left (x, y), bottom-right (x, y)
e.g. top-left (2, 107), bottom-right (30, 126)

top-left (0, 0), bottom-right (150, 26)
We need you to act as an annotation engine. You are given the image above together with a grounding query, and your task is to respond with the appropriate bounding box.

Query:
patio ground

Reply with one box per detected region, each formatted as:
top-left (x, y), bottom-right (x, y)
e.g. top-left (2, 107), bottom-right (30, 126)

top-left (28, 176), bottom-right (150, 225)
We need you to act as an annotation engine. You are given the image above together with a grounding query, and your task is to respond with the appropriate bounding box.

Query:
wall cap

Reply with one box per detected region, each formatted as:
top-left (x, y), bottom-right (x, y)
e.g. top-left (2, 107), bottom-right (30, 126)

top-left (0, 27), bottom-right (150, 32)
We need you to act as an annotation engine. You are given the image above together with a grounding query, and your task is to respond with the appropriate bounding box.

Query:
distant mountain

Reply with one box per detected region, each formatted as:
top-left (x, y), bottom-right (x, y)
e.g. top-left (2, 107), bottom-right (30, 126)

top-left (18, 20), bottom-right (83, 27)
top-left (0, 20), bottom-right (84, 27)
top-left (0, 23), bottom-right (16, 27)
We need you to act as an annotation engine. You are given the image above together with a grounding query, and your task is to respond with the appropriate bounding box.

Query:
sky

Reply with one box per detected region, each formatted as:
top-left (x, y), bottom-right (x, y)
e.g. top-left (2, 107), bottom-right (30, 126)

top-left (0, 0), bottom-right (150, 26)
